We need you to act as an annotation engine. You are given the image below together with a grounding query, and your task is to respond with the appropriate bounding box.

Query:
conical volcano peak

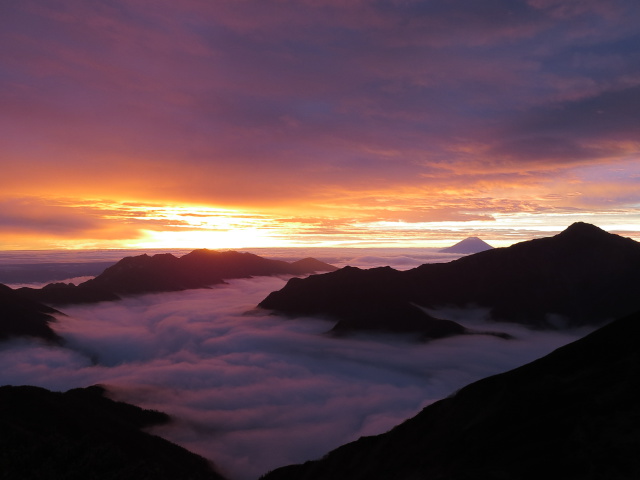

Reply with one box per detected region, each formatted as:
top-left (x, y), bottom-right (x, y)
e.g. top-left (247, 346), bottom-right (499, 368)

top-left (439, 236), bottom-right (494, 254)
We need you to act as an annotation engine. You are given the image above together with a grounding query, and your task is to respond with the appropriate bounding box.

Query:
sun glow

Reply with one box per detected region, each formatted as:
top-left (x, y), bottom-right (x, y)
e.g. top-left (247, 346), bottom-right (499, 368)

top-left (120, 205), bottom-right (294, 249)
top-left (131, 228), bottom-right (290, 249)
top-left (3, 196), bottom-right (640, 251)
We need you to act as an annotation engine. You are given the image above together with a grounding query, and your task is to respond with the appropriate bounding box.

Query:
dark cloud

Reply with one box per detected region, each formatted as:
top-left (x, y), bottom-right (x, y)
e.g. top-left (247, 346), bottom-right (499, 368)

top-left (520, 84), bottom-right (640, 138)
top-left (3, 0), bottom-right (638, 171)
top-left (485, 83), bottom-right (640, 166)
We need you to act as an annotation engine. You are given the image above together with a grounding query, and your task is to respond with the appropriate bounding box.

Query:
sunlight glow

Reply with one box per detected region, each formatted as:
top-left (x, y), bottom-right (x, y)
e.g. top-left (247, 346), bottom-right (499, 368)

top-left (122, 205), bottom-right (293, 249)
top-left (131, 228), bottom-right (289, 249)
top-left (2, 197), bottom-right (640, 251)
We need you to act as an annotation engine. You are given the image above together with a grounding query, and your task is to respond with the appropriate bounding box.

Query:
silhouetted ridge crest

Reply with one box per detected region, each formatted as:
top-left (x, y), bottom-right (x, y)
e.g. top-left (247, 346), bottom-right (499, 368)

top-left (260, 223), bottom-right (640, 331)
top-left (559, 221), bottom-right (607, 237)
top-left (15, 250), bottom-right (336, 306)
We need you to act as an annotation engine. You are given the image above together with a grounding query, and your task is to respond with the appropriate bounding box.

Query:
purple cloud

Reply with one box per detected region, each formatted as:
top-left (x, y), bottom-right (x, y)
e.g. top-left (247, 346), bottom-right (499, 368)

top-left (1, 0), bottom-right (639, 245)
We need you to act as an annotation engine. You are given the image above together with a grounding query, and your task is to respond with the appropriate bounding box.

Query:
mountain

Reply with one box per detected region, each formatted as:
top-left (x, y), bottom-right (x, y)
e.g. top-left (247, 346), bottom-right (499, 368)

top-left (259, 223), bottom-right (640, 331)
top-left (16, 249), bottom-right (337, 305)
top-left (259, 308), bottom-right (640, 480)
top-left (0, 384), bottom-right (225, 480)
top-left (439, 236), bottom-right (494, 254)
top-left (265, 266), bottom-right (511, 340)
top-left (0, 283), bottom-right (61, 342)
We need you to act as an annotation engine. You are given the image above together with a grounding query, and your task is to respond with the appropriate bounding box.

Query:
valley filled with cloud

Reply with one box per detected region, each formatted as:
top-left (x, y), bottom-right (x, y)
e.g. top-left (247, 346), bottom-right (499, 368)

top-left (0, 252), bottom-right (592, 479)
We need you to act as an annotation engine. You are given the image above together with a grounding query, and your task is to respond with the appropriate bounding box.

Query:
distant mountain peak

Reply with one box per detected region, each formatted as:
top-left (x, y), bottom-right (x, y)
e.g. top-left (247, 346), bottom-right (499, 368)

top-left (439, 236), bottom-right (494, 254)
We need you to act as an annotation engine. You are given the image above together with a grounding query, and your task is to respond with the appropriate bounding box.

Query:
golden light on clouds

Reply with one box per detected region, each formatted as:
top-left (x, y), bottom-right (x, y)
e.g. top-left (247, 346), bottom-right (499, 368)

top-left (131, 228), bottom-right (287, 250)
top-left (125, 205), bottom-right (292, 249)
top-left (2, 191), bottom-right (640, 251)
top-left (2, 0), bottom-right (640, 252)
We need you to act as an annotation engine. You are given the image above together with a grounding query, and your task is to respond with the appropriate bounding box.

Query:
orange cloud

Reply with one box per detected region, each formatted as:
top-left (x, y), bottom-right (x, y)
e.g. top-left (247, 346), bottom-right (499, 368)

top-left (2, 1), bottom-right (640, 249)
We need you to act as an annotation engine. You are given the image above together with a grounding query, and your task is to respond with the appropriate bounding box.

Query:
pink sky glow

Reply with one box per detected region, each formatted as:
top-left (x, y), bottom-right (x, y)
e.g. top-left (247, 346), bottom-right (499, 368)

top-left (1, 0), bottom-right (639, 249)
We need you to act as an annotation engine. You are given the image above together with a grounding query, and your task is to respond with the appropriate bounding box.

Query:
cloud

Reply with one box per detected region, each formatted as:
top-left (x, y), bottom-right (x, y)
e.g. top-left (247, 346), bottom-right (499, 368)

top-left (3, 2), bottom-right (639, 180)
top-left (518, 85), bottom-right (640, 141)
top-left (0, 269), bottom-right (591, 479)
top-left (1, 0), bottom-right (640, 248)
top-left (0, 197), bottom-right (158, 249)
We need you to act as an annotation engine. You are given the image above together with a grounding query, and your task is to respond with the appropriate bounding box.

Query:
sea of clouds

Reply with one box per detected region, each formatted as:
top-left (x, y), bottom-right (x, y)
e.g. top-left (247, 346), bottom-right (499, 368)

top-left (0, 249), bottom-right (594, 479)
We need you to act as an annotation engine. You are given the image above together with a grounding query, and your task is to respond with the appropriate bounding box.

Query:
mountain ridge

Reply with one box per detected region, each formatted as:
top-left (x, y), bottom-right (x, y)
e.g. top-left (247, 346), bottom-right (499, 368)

top-left (16, 249), bottom-right (337, 306)
top-left (3, 250), bottom-right (336, 342)
top-left (259, 223), bottom-right (640, 332)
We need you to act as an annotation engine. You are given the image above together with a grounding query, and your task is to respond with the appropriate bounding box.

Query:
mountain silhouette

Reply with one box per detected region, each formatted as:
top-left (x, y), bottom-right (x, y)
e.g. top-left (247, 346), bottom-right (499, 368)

top-left (264, 266), bottom-right (511, 340)
top-left (16, 250), bottom-right (337, 305)
top-left (259, 308), bottom-right (640, 480)
top-left (0, 283), bottom-right (61, 342)
top-left (439, 236), bottom-right (494, 254)
top-left (260, 223), bottom-right (640, 331)
top-left (0, 384), bottom-right (225, 479)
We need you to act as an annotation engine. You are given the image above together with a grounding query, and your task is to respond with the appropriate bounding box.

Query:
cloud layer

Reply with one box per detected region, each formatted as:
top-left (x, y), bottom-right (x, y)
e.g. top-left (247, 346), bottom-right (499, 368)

top-left (0, 254), bottom-right (592, 479)
top-left (1, 1), bottom-right (640, 248)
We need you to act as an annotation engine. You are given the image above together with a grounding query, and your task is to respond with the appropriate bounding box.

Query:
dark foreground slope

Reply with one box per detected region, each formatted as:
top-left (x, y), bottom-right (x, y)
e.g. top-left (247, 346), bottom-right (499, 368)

top-left (260, 309), bottom-right (640, 480)
top-left (17, 249), bottom-right (337, 305)
top-left (260, 223), bottom-right (640, 331)
top-left (0, 384), bottom-right (225, 480)
top-left (0, 283), bottom-right (61, 342)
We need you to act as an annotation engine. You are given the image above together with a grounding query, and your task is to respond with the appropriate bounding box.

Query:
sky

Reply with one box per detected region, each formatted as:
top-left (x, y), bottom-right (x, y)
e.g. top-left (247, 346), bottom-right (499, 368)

top-left (2, 0), bottom-right (640, 249)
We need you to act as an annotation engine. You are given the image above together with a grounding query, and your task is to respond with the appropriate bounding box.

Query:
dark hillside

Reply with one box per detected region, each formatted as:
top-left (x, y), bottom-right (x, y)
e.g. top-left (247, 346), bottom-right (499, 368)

top-left (0, 384), bottom-right (225, 480)
top-left (260, 308), bottom-right (640, 480)
top-left (0, 283), bottom-right (61, 342)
